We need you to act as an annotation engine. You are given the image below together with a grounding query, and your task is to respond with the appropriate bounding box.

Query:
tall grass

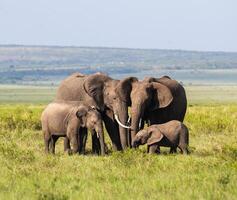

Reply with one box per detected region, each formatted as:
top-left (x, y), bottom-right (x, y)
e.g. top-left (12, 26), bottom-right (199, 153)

top-left (0, 105), bottom-right (43, 130)
top-left (0, 104), bottom-right (236, 199)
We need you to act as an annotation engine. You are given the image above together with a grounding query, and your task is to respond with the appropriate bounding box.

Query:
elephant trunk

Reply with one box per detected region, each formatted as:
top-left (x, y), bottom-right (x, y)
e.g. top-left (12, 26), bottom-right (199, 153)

top-left (116, 102), bottom-right (129, 149)
top-left (130, 104), bottom-right (144, 145)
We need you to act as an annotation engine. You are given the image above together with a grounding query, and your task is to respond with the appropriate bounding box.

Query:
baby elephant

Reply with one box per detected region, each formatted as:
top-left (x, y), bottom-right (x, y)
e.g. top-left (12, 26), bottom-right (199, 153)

top-left (132, 120), bottom-right (189, 154)
top-left (41, 102), bottom-right (105, 155)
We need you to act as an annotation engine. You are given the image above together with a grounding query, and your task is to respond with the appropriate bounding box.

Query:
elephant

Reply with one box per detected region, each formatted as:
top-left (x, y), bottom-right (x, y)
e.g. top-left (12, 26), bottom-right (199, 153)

top-left (120, 75), bottom-right (187, 145)
top-left (55, 72), bottom-right (137, 150)
top-left (41, 102), bottom-right (105, 155)
top-left (132, 120), bottom-right (189, 154)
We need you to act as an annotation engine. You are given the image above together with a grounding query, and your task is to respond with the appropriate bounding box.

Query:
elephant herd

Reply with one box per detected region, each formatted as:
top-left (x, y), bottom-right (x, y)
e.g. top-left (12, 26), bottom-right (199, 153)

top-left (41, 72), bottom-right (189, 155)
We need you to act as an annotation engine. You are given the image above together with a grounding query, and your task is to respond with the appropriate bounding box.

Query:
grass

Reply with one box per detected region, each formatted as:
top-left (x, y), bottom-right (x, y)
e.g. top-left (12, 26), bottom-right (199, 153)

top-left (185, 85), bottom-right (237, 105)
top-left (0, 104), bottom-right (237, 199)
top-left (0, 85), bottom-right (237, 199)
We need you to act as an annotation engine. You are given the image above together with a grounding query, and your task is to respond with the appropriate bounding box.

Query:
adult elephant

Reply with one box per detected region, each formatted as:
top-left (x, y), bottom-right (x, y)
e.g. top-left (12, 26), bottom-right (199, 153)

top-left (122, 76), bottom-right (187, 145)
top-left (55, 72), bottom-right (137, 150)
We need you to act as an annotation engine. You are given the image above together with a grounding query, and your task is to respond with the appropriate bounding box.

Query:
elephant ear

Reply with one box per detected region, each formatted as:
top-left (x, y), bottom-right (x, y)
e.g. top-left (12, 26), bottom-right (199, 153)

top-left (76, 106), bottom-right (88, 127)
top-left (115, 77), bottom-right (138, 105)
top-left (161, 75), bottom-right (171, 79)
top-left (144, 76), bottom-right (171, 82)
top-left (150, 82), bottom-right (173, 110)
top-left (83, 74), bottom-right (111, 111)
top-left (143, 77), bottom-right (157, 83)
top-left (73, 72), bottom-right (85, 78)
top-left (147, 127), bottom-right (164, 146)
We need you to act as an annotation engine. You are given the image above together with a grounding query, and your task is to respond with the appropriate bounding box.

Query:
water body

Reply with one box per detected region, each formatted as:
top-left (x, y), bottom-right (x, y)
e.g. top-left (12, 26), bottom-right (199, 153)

top-left (1, 68), bottom-right (237, 86)
top-left (111, 69), bottom-right (237, 85)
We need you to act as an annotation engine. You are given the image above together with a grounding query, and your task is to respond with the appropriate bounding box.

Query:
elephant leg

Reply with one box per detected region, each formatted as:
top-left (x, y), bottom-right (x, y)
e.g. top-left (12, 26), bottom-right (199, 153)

top-left (43, 130), bottom-right (51, 154)
top-left (66, 123), bottom-right (79, 154)
top-left (91, 130), bottom-right (100, 155)
top-left (68, 133), bottom-right (79, 154)
top-left (50, 135), bottom-right (59, 154)
top-left (79, 127), bottom-right (88, 154)
top-left (64, 137), bottom-right (70, 152)
top-left (102, 113), bottom-right (122, 151)
top-left (156, 146), bottom-right (161, 154)
top-left (148, 144), bottom-right (159, 154)
top-left (64, 137), bottom-right (72, 155)
top-left (183, 148), bottom-right (189, 155)
top-left (49, 137), bottom-right (53, 152)
top-left (147, 143), bottom-right (160, 153)
top-left (178, 145), bottom-right (189, 155)
top-left (169, 147), bottom-right (177, 154)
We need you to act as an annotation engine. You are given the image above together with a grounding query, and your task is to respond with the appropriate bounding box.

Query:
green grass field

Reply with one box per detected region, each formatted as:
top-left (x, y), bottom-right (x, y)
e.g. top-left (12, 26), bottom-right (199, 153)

top-left (0, 85), bottom-right (236, 199)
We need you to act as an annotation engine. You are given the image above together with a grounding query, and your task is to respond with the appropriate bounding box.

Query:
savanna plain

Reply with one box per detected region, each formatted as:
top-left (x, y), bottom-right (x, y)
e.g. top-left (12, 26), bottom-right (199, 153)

top-left (0, 85), bottom-right (236, 200)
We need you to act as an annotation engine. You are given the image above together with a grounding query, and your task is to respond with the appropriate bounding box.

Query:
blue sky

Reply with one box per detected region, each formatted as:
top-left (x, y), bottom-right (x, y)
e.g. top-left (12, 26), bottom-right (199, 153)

top-left (0, 0), bottom-right (236, 51)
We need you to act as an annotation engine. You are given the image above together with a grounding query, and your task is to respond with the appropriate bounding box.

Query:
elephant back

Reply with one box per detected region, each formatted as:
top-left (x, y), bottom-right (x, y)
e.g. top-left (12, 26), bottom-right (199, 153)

top-left (157, 77), bottom-right (182, 96)
top-left (55, 73), bottom-right (90, 102)
top-left (156, 120), bottom-right (182, 137)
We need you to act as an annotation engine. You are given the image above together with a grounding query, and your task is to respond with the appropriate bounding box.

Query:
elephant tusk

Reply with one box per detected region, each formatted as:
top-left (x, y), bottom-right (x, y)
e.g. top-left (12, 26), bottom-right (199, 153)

top-left (114, 114), bottom-right (131, 129)
top-left (96, 132), bottom-right (100, 138)
top-left (139, 118), bottom-right (142, 130)
top-left (127, 116), bottom-right (131, 124)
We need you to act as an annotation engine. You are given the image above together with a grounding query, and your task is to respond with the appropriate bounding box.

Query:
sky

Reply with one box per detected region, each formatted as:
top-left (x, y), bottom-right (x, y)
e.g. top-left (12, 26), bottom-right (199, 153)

top-left (0, 0), bottom-right (236, 52)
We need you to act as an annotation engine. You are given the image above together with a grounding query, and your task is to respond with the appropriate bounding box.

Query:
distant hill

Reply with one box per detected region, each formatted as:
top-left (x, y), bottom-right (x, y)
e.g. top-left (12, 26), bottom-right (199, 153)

top-left (0, 45), bottom-right (237, 85)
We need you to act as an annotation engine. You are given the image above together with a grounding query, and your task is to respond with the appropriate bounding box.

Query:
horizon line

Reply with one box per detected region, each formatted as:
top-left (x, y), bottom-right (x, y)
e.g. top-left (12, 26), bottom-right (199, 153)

top-left (0, 43), bottom-right (236, 54)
